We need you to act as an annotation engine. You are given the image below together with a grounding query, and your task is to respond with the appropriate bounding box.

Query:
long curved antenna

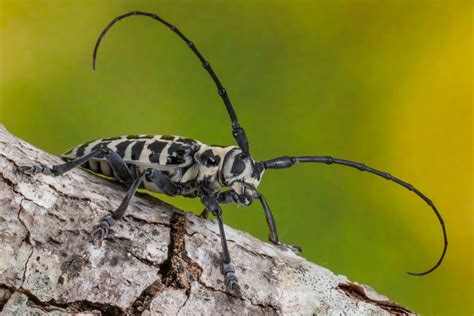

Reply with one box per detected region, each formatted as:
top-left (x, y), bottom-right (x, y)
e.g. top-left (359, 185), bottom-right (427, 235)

top-left (263, 155), bottom-right (447, 276)
top-left (92, 11), bottom-right (250, 156)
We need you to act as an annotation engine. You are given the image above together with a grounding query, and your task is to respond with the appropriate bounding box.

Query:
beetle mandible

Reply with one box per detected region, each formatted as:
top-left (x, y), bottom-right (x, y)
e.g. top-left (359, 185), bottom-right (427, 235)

top-left (19, 11), bottom-right (447, 294)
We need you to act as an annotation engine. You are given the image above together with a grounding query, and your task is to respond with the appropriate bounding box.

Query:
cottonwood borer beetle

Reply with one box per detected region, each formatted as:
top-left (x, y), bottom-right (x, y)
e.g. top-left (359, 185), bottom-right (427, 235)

top-left (20, 11), bottom-right (447, 294)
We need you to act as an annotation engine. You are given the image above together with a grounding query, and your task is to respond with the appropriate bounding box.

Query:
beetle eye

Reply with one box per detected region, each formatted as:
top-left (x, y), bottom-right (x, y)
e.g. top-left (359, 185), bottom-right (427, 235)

top-left (207, 156), bottom-right (217, 165)
top-left (231, 157), bottom-right (246, 175)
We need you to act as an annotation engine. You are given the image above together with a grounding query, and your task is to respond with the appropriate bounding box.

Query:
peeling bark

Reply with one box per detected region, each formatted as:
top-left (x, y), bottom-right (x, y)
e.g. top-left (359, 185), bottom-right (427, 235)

top-left (0, 125), bottom-right (414, 315)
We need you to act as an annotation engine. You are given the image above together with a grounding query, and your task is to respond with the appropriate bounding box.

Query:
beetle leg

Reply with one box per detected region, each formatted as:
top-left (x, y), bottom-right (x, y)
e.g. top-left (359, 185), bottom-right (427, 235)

top-left (19, 148), bottom-right (134, 184)
top-left (92, 168), bottom-right (180, 245)
top-left (216, 191), bottom-right (301, 253)
top-left (217, 190), bottom-right (241, 204)
top-left (92, 169), bottom-right (150, 245)
top-left (145, 169), bottom-right (180, 196)
top-left (198, 208), bottom-right (209, 219)
top-left (201, 196), bottom-right (241, 295)
top-left (258, 193), bottom-right (302, 253)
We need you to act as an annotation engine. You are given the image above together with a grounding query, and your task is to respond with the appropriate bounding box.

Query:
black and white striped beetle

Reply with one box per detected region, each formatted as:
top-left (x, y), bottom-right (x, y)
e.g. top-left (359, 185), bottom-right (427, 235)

top-left (19, 11), bottom-right (447, 294)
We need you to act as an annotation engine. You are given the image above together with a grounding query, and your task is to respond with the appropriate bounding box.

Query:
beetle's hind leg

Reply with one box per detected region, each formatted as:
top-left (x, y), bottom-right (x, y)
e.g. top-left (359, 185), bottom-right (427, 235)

top-left (92, 169), bottom-right (180, 245)
top-left (18, 148), bottom-right (134, 184)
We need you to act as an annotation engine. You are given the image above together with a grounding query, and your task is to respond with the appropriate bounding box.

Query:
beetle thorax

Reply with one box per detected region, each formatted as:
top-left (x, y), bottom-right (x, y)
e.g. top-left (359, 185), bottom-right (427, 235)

top-left (194, 145), bottom-right (235, 193)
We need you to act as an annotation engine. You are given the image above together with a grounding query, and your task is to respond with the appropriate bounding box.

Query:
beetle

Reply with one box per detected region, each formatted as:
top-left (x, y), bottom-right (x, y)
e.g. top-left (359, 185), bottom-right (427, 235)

top-left (19, 11), bottom-right (447, 294)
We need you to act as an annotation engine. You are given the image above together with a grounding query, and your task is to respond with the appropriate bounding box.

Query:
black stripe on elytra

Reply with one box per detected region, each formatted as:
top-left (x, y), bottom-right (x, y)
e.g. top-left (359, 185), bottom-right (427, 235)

top-left (160, 135), bottom-right (175, 141)
top-left (167, 143), bottom-right (186, 164)
top-left (63, 147), bottom-right (74, 155)
top-left (126, 135), bottom-right (154, 139)
top-left (75, 139), bottom-right (96, 157)
top-left (90, 141), bottom-right (111, 156)
top-left (166, 143), bottom-right (189, 165)
top-left (115, 140), bottom-right (133, 158)
top-left (131, 141), bottom-right (146, 161)
top-left (102, 136), bottom-right (122, 141)
top-left (176, 137), bottom-right (196, 145)
top-left (147, 140), bottom-right (167, 163)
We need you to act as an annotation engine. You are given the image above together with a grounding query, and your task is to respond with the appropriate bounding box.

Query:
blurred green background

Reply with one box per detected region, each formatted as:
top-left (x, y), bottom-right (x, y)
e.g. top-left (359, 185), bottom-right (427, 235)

top-left (1, 0), bottom-right (472, 314)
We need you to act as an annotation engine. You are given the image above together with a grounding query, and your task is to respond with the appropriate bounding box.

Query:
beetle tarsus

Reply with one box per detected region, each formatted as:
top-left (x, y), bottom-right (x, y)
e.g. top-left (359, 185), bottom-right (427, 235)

top-left (91, 214), bottom-right (116, 246)
top-left (18, 165), bottom-right (53, 175)
top-left (274, 241), bottom-right (302, 253)
top-left (224, 262), bottom-right (241, 295)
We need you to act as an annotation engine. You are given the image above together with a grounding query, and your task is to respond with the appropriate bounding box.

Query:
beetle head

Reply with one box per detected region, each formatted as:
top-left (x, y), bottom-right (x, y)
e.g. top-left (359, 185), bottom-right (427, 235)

top-left (221, 148), bottom-right (265, 201)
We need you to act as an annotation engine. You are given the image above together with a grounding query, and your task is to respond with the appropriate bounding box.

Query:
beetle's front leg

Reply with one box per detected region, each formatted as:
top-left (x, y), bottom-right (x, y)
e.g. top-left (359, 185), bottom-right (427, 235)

top-left (257, 194), bottom-right (302, 253)
top-left (216, 190), bottom-right (302, 253)
top-left (199, 190), bottom-right (241, 219)
top-left (200, 195), bottom-right (241, 295)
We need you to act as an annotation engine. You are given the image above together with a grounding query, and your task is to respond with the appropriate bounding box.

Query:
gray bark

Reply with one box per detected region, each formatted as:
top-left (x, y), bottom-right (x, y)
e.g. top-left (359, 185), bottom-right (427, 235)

top-left (0, 125), bottom-right (413, 315)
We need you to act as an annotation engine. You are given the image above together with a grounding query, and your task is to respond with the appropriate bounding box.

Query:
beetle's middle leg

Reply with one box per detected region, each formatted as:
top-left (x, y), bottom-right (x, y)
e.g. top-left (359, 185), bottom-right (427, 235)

top-left (92, 169), bottom-right (179, 244)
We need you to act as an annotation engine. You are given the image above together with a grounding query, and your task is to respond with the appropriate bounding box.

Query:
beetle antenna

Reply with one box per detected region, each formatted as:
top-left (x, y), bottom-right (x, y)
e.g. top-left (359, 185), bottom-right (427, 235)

top-left (263, 155), bottom-right (447, 276)
top-left (92, 11), bottom-right (250, 157)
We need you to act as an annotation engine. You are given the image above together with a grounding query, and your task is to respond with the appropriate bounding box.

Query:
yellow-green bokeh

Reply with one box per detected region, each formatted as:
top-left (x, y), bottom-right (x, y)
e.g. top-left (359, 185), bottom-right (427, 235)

top-left (1, 1), bottom-right (471, 314)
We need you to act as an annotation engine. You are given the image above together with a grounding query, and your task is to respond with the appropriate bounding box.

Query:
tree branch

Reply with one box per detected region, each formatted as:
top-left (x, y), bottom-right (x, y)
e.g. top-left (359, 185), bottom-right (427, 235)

top-left (0, 125), bottom-right (413, 315)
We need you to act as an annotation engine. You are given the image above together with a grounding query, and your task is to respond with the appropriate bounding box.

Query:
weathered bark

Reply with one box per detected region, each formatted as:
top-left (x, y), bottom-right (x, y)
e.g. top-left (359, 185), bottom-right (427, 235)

top-left (0, 125), bottom-right (413, 315)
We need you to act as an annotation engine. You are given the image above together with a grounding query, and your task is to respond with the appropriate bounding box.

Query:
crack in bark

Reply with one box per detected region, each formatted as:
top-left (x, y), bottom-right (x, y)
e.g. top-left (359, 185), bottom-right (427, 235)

top-left (127, 212), bottom-right (204, 315)
top-left (128, 279), bottom-right (165, 315)
top-left (176, 290), bottom-right (191, 315)
top-left (0, 285), bottom-right (124, 315)
top-left (144, 212), bottom-right (278, 308)
top-left (125, 212), bottom-right (172, 230)
top-left (21, 287), bottom-right (124, 315)
top-left (125, 249), bottom-right (159, 268)
top-left (19, 248), bottom-right (33, 290)
top-left (159, 212), bottom-right (203, 289)
top-left (253, 301), bottom-right (279, 315)
top-left (1, 171), bottom-right (34, 292)
top-left (160, 212), bottom-right (280, 314)
top-left (17, 199), bottom-right (32, 244)
top-left (159, 212), bottom-right (201, 313)
top-left (15, 198), bottom-right (34, 290)
top-left (0, 284), bottom-right (14, 311)
top-left (193, 278), bottom-right (280, 314)
top-left (1, 168), bottom-right (55, 211)
top-left (338, 283), bottom-right (413, 315)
